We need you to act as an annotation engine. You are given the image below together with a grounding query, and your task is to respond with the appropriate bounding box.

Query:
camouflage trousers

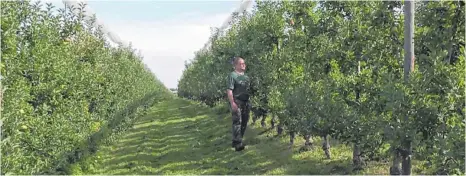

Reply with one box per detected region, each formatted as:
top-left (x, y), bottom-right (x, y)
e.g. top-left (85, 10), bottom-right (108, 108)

top-left (230, 99), bottom-right (251, 147)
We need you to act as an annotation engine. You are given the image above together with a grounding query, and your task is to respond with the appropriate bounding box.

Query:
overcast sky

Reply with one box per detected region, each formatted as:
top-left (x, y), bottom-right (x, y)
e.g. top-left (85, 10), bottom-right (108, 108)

top-left (37, 0), bottom-right (255, 89)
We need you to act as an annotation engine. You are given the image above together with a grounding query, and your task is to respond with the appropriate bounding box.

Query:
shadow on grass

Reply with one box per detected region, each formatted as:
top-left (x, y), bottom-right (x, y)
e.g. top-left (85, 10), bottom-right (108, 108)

top-left (78, 98), bottom-right (398, 175)
top-left (80, 98), bottom-right (297, 175)
top-left (41, 92), bottom-right (170, 174)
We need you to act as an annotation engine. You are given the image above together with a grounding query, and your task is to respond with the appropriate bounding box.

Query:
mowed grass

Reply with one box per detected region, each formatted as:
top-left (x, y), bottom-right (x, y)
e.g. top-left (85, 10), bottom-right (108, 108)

top-left (77, 98), bottom-right (426, 175)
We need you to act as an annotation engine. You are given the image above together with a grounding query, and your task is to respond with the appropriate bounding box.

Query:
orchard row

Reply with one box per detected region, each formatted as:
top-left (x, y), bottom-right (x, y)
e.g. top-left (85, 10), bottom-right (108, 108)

top-left (178, 1), bottom-right (465, 175)
top-left (1, 1), bottom-right (172, 174)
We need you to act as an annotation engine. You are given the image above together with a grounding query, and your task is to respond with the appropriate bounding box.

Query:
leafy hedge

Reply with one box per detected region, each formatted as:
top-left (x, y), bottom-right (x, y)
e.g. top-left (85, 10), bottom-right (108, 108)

top-left (178, 1), bottom-right (464, 174)
top-left (1, 1), bottom-right (172, 174)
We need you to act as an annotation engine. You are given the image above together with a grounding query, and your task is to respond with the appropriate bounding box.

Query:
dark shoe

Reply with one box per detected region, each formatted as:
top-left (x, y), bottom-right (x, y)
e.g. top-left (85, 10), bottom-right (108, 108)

top-left (235, 144), bottom-right (245, 151)
top-left (232, 141), bottom-right (242, 148)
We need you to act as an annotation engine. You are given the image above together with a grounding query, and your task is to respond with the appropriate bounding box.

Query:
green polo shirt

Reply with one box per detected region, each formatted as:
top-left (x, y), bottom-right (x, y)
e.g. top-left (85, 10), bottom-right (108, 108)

top-left (227, 71), bottom-right (250, 101)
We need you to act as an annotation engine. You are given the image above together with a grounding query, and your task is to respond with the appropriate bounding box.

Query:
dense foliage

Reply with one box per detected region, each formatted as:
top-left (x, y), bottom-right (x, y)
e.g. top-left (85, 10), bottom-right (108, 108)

top-left (178, 1), bottom-right (465, 174)
top-left (1, 1), bottom-right (172, 174)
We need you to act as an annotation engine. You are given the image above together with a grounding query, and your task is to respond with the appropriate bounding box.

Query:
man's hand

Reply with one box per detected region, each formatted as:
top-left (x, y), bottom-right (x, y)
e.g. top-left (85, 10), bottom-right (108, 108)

top-left (227, 89), bottom-right (237, 112)
top-left (231, 102), bottom-right (238, 112)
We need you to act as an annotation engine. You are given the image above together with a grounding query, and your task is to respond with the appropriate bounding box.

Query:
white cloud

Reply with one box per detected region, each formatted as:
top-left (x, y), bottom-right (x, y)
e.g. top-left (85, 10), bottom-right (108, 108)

top-left (103, 13), bottom-right (230, 89)
top-left (32, 0), bottom-right (238, 89)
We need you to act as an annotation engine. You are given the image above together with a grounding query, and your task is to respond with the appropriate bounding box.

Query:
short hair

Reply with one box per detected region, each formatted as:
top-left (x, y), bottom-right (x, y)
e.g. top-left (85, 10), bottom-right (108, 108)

top-left (231, 56), bottom-right (243, 65)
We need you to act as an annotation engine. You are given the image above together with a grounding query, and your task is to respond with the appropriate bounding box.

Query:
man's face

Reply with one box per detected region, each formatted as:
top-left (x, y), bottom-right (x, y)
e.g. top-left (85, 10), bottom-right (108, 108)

top-left (235, 58), bottom-right (246, 71)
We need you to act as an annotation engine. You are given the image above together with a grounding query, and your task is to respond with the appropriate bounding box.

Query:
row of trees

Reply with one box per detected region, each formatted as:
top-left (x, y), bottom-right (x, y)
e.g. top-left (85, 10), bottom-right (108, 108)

top-left (178, 1), bottom-right (464, 174)
top-left (1, 1), bottom-right (171, 174)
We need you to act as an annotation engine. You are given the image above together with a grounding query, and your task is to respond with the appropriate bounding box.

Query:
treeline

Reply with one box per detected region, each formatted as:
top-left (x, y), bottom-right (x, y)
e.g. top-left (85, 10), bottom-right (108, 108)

top-left (178, 1), bottom-right (464, 175)
top-left (1, 1), bottom-right (171, 174)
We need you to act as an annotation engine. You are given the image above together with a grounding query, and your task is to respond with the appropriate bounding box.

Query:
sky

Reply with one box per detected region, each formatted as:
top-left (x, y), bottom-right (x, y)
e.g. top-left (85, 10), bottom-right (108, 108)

top-left (36, 0), bottom-right (255, 89)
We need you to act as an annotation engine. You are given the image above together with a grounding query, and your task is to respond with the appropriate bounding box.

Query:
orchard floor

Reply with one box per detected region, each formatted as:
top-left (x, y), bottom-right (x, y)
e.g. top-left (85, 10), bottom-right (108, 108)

top-left (75, 98), bottom-right (424, 175)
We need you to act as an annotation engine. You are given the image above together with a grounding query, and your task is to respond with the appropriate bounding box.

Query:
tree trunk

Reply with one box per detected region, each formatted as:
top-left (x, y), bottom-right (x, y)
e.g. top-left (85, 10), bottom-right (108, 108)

top-left (322, 135), bottom-right (331, 159)
top-left (390, 148), bottom-right (402, 175)
top-left (402, 141), bottom-right (412, 175)
top-left (299, 134), bottom-right (313, 153)
top-left (353, 142), bottom-right (364, 170)
top-left (261, 115), bottom-right (266, 128)
top-left (270, 115), bottom-right (275, 129)
top-left (289, 131), bottom-right (296, 147)
top-left (304, 134), bottom-right (312, 146)
top-left (277, 120), bottom-right (283, 135)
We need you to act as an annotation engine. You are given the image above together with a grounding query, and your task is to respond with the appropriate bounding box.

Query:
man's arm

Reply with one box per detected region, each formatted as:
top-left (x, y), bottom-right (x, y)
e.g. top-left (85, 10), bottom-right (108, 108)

top-left (227, 89), bottom-right (234, 104)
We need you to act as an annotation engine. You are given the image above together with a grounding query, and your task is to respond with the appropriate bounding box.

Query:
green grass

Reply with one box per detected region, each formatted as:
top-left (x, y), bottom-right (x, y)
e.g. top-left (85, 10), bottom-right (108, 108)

top-left (74, 98), bottom-right (425, 175)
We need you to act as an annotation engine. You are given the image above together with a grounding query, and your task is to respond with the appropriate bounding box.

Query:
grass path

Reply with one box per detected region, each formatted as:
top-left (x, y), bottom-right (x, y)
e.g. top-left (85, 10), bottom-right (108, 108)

top-left (77, 98), bottom-right (396, 175)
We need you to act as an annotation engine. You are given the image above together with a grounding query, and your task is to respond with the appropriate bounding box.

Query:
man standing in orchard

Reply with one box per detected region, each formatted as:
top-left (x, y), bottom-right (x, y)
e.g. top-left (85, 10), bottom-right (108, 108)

top-left (227, 56), bottom-right (251, 151)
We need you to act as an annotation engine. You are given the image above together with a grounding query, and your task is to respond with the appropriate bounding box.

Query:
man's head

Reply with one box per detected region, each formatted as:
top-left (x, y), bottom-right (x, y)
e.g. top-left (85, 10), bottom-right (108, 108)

top-left (232, 56), bottom-right (246, 72)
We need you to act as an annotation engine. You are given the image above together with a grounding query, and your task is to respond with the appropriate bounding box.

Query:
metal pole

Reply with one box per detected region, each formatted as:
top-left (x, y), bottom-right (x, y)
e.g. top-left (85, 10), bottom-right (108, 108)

top-left (403, 0), bottom-right (415, 81)
top-left (402, 0), bottom-right (414, 175)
